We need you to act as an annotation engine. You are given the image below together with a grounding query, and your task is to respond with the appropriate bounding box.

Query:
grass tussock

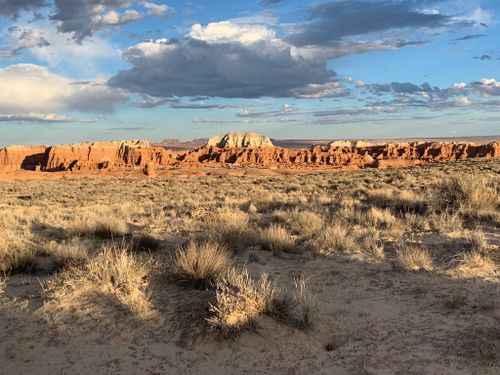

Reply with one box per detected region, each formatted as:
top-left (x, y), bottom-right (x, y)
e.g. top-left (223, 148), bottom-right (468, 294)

top-left (396, 246), bottom-right (433, 272)
top-left (259, 224), bottom-right (295, 255)
top-left (272, 278), bottom-right (317, 329)
top-left (207, 267), bottom-right (277, 335)
top-left (314, 223), bottom-right (359, 254)
top-left (50, 245), bottom-right (151, 316)
top-left (171, 241), bottom-right (231, 288)
top-left (431, 175), bottom-right (498, 214)
top-left (66, 214), bottom-right (128, 239)
top-left (202, 210), bottom-right (255, 254)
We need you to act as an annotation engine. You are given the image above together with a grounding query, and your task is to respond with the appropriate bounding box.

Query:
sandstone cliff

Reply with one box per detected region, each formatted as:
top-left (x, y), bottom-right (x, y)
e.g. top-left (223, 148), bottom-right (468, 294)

top-left (44, 140), bottom-right (176, 171)
top-left (1, 136), bottom-right (498, 173)
top-left (207, 132), bottom-right (274, 148)
top-left (0, 145), bottom-right (48, 171)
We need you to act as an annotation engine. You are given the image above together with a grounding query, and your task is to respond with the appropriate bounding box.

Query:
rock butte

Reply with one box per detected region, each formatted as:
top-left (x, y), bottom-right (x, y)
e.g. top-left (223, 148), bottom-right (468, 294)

top-left (0, 133), bottom-right (499, 173)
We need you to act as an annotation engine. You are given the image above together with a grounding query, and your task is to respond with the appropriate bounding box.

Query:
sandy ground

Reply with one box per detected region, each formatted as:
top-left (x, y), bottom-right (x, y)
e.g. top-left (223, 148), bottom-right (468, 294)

top-left (1, 247), bottom-right (498, 374)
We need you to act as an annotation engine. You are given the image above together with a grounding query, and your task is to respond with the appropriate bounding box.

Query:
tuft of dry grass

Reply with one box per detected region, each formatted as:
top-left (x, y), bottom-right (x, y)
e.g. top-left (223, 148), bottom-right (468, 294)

top-left (396, 246), bottom-right (433, 271)
top-left (66, 214), bottom-right (128, 239)
top-left (259, 224), bottom-right (295, 255)
top-left (288, 211), bottom-right (324, 238)
top-left (49, 245), bottom-right (151, 316)
top-left (314, 223), bottom-right (359, 254)
top-left (272, 277), bottom-right (317, 329)
top-left (202, 210), bottom-right (255, 254)
top-left (171, 241), bottom-right (231, 288)
top-left (207, 267), bottom-right (277, 335)
top-left (431, 175), bottom-right (498, 214)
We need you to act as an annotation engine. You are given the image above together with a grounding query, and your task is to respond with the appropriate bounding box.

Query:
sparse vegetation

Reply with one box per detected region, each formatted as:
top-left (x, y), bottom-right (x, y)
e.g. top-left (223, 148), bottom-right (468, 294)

top-left (0, 159), bottom-right (499, 374)
top-left (171, 241), bottom-right (231, 288)
top-left (259, 224), bottom-right (296, 254)
top-left (207, 267), bottom-right (277, 334)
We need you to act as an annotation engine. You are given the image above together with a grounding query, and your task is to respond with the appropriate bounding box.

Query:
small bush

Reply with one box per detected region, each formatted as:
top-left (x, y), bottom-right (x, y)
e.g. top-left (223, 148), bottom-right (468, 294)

top-left (66, 215), bottom-right (128, 239)
top-left (171, 241), bottom-right (231, 288)
top-left (315, 223), bottom-right (359, 254)
top-left (431, 175), bottom-right (498, 213)
top-left (207, 268), bottom-right (277, 335)
top-left (289, 211), bottom-right (324, 238)
top-left (396, 246), bottom-right (433, 271)
top-left (203, 210), bottom-right (254, 254)
top-left (50, 245), bottom-right (151, 316)
top-left (363, 207), bottom-right (397, 230)
top-left (272, 278), bottom-right (317, 329)
top-left (259, 224), bottom-right (295, 255)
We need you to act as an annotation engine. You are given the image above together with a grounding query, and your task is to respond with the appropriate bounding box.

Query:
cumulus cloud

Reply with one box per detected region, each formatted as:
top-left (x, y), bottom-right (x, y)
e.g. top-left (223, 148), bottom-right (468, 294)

top-left (285, 0), bottom-right (455, 47)
top-left (0, 0), bottom-right (45, 17)
top-left (142, 1), bottom-right (171, 16)
top-left (470, 79), bottom-right (500, 97)
top-left (0, 64), bottom-right (126, 121)
top-left (1, 22), bottom-right (119, 74)
top-left (51, 0), bottom-right (170, 42)
top-left (109, 21), bottom-right (345, 99)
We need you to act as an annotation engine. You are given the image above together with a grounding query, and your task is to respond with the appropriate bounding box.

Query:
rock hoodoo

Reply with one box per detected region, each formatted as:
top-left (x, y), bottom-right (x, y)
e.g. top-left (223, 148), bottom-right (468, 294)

top-left (206, 132), bottom-right (274, 149)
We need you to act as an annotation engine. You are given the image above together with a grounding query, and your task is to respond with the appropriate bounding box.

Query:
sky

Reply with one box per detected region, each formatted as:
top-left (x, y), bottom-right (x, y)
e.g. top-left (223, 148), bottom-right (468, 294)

top-left (0, 0), bottom-right (499, 146)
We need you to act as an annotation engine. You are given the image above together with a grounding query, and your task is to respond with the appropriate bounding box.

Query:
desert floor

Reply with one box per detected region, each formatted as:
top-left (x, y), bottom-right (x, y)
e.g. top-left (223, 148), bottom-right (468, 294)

top-left (1, 159), bottom-right (499, 374)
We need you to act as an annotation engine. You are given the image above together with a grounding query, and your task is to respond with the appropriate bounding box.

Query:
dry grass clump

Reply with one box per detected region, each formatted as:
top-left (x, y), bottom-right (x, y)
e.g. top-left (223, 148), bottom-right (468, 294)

top-left (363, 207), bottom-right (397, 229)
top-left (431, 175), bottom-right (498, 214)
top-left (273, 278), bottom-right (317, 329)
top-left (50, 245), bottom-right (151, 316)
top-left (259, 224), bottom-right (295, 255)
top-left (368, 189), bottom-right (426, 215)
top-left (288, 211), bottom-right (324, 238)
top-left (171, 241), bottom-right (231, 288)
top-left (207, 267), bottom-right (277, 335)
top-left (202, 210), bottom-right (255, 254)
top-left (66, 214), bottom-right (128, 239)
top-left (314, 223), bottom-right (359, 254)
top-left (453, 251), bottom-right (498, 277)
top-left (395, 246), bottom-right (433, 271)
top-left (358, 231), bottom-right (385, 259)
top-left (429, 212), bottom-right (463, 234)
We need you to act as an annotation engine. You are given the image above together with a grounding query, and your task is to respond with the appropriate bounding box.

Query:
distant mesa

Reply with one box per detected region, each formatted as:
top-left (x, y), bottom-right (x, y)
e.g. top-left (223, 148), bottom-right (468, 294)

top-left (0, 134), bottom-right (499, 175)
top-left (207, 132), bottom-right (274, 149)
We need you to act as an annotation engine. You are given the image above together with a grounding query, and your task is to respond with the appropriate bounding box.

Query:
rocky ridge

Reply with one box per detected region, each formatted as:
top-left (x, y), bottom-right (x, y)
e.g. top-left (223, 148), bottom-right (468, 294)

top-left (0, 134), bottom-right (499, 173)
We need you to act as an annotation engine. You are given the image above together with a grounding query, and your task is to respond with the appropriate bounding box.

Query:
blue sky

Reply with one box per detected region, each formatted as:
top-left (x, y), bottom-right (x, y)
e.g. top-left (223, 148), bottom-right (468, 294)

top-left (0, 0), bottom-right (499, 145)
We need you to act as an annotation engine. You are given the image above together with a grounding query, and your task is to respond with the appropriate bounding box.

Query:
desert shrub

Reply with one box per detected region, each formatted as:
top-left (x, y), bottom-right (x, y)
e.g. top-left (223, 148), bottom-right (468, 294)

top-left (202, 210), bottom-right (255, 254)
top-left (358, 231), bottom-right (385, 259)
top-left (396, 246), bottom-right (433, 271)
top-left (50, 245), bottom-right (151, 316)
top-left (363, 207), bottom-right (397, 230)
top-left (66, 214), bottom-right (128, 239)
top-left (368, 189), bottom-right (427, 215)
top-left (0, 245), bottom-right (36, 274)
top-left (171, 241), bottom-right (231, 288)
top-left (207, 268), bottom-right (277, 334)
top-left (272, 278), bottom-right (317, 329)
top-left (428, 212), bottom-right (463, 234)
top-left (289, 211), bottom-right (324, 238)
top-left (314, 223), bottom-right (359, 254)
top-left (259, 224), bottom-right (295, 254)
top-left (430, 175), bottom-right (498, 214)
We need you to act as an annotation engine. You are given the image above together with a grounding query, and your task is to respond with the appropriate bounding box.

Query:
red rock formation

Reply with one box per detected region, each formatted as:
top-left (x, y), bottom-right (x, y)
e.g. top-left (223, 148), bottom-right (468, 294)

top-left (1, 139), bottom-right (498, 174)
top-left (44, 141), bottom-right (176, 171)
top-left (0, 145), bottom-right (48, 171)
top-left (176, 141), bottom-right (500, 170)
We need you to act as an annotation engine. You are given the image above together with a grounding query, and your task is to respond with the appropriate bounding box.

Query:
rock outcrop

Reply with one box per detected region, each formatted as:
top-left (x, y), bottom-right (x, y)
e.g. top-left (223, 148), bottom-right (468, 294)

top-left (0, 145), bottom-right (48, 171)
top-left (1, 136), bottom-right (498, 174)
top-left (207, 132), bottom-right (274, 148)
top-left (44, 140), bottom-right (175, 171)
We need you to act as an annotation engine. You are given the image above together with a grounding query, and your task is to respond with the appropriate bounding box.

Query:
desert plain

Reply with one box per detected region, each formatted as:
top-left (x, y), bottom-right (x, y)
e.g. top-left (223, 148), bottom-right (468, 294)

top-left (0, 134), bottom-right (499, 374)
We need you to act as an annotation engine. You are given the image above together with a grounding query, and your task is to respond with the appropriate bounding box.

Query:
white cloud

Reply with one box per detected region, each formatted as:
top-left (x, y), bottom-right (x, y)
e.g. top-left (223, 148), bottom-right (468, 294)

top-left (0, 64), bottom-right (126, 117)
top-left (142, 1), bottom-right (171, 16)
top-left (189, 21), bottom-right (277, 45)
